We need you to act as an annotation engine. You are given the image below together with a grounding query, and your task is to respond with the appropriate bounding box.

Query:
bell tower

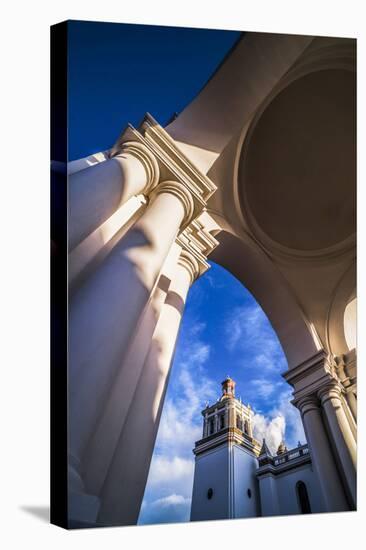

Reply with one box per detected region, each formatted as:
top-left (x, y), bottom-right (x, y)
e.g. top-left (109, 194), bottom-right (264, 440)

top-left (190, 377), bottom-right (261, 521)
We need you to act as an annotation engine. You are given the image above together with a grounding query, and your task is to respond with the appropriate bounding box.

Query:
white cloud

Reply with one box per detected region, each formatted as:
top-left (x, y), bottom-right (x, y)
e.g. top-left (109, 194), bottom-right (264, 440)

top-left (252, 412), bottom-right (285, 454)
top-left (146, 455), bottom-right (194, 494)
top-left (139, 494), bottom-right (191, 525)
top-left (152, 494), bottom-right (191, 507)
top-left (224, 304), bottom-right (287, 375)
top-left (252, 388), bottom-right (306, 454)
top-left (270, 389), bottom-right (306, 449)
top-left (250, 378), bottom-right (282, 399)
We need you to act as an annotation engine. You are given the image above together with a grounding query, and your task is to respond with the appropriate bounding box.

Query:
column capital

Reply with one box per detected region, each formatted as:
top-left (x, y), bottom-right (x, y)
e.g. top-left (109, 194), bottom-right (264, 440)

top-left (294, 395), bottom-right (320, 417)
top-left (176, 213), bottom-right (219, 280)
top-left (177, 250), bottom-right (201, 284)
top-left (152, 180), bottom-right (195, 227)
top-left (283, 349), bottom-right (342, 405)
top-left (111, 113), bottom-right (217, 227)
top-left (112, 140), bottom-right (160, 195)
top-left (318, 382), bottom-right (343, 405)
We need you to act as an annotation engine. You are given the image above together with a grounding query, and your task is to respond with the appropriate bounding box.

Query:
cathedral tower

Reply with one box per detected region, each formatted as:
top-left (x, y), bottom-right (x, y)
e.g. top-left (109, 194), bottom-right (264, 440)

top-left (190, 377), bottom-right (261, 521)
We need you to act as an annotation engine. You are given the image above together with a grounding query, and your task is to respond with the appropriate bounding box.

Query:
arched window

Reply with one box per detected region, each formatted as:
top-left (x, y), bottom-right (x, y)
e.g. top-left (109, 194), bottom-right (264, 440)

top-left (296, 481), bottom-right (311, 514)
top-left (344, 297), bottom-right (356, 350)
top-left (209, 418), bottom-right (215, 435)
top-left (236, 415), bottom-right (242, 430)
top-left (244, 420), bottom-right (249, 434)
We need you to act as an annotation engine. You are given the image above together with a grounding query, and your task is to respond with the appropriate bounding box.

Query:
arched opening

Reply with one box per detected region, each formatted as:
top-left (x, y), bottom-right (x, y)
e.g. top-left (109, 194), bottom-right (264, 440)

top-left (139, 260), bottom-right (306, 525)
top-left (236, 415), bottom-right (242, 430)
top-left (296, 481), bottom-right (311, 514)
top-left (344, 297), bottom-right (357, 351)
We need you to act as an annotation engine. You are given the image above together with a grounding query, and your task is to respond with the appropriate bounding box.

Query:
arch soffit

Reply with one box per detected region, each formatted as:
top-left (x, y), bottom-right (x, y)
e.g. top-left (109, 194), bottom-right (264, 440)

top-left (232, 38), bottom-right (356, 261)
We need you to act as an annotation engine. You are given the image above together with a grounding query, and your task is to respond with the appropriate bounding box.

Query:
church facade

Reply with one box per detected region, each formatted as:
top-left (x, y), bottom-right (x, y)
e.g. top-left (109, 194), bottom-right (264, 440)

top-left (191, 378), bottom-right (325, 520)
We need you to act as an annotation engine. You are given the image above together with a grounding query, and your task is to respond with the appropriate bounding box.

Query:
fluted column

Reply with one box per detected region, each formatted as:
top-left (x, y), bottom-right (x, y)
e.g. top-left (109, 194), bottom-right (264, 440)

top-left (68, 181), bottom-right (195, 495)
top-left (319, 384), bottom-right (357, 507)
top-left (97, 250), bottom-right (200, 525)
top-left (296, 396), bottom-right (348, 511)
top-left (68, 142), bottom-right (159, 251)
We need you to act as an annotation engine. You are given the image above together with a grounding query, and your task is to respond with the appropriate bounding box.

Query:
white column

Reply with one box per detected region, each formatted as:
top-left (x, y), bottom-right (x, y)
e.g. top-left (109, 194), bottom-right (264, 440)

top-left (67, 151), bottom-right (109, 175)
top-left (319, 384), bottom-right (357, 507)
top-left (297, 396), bottom-right (348, 512)
top-left (82, 243), bottom-right (181, 496)
top-left (69, 195), bottom-right (146, 290)
top-left (68, 142), bottom-right (159, 251)
top-left (68, 181), bottom-right (195, 493)
top-left (346, 388), bottom-right (357, 420)
top-left (97, 251), bottom-right (198, 526)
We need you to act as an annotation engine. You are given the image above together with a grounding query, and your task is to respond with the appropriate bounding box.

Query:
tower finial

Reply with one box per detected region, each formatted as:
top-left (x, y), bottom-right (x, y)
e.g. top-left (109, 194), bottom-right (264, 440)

top-left (221, 376), bottom-right (236, 399)
top-left (276, 440), bottom-right (288, 455)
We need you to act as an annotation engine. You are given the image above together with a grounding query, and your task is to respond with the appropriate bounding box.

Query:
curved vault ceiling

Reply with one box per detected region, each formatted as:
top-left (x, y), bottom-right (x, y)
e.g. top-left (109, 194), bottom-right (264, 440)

top-left (239, 68), bottom-right (356, 252)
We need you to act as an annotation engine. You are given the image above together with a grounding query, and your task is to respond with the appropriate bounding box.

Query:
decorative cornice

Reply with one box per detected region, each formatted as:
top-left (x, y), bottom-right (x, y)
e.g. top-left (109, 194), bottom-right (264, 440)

top-left (334, 349), bottom-right (357, 390)
top-left (111, 113), bottom-right (217, 229)
top-left (257, 445), bottom-right (311, 477)
top-left (177, 250), bottom-right (200, 285)
top-left (176, 215), bottom-right (219, 280)
top-left (283, 350), bottom-right (347, 413)
top-left (194, 427), bottom-right (261, 457)
top-left (112, 140), bottom-right (160, 194)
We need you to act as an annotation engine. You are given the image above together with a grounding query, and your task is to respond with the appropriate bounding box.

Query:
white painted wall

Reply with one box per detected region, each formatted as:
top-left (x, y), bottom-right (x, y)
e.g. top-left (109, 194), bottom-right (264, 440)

top-left (231, 445), bottom-right (260, 518)
top-left (258, 474), bottom-right (281, 516)
top-left (191, 446), bottom-right (229, 521)
top-left (259, 464), bottom-right (326, 517)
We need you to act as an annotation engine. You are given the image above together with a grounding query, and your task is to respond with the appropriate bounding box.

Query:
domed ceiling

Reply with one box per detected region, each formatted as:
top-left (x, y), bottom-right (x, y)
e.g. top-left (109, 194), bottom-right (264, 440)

top-left (239, 69), bottom-right (356, 252)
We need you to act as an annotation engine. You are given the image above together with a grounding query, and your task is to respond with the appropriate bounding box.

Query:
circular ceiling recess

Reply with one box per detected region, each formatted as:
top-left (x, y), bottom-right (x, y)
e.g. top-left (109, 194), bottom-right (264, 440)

top-left (240, 69), bottom-right (356, 252)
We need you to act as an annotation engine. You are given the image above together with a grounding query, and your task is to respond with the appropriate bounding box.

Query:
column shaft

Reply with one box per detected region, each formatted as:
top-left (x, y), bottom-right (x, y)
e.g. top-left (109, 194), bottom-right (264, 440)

top-left (67, 151), bottom-right (109, 175)
top-left (97, 256), bottom-right (193, 525)
top-left (346, 388), bottom-right (357, 421)
top-left (83, 244), bottom-right (181, 496)
top-left (68, 186), bottom-right (187, 490)
top-left (298, 397), bottom-right (348, 512)
top-left (320, 386), bottom-right (357, 507)
top-left (68, 143), bottom-right (158, 251)
top-left (69, 195), bottom-right (146, 291)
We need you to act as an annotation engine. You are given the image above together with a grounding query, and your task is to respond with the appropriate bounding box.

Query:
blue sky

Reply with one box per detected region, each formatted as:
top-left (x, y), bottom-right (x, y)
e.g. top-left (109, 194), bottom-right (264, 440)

top-left (67, 21), bottom-right (305, 526)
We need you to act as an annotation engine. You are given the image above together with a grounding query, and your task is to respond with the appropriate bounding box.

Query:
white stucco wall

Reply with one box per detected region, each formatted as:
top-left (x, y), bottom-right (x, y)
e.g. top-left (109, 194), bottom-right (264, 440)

top-left (259, 464), bottom-right (326, 517)
top-left (190, 445), bottom-right (229, 521)
top-left (258, 474), bottom-right (281, 516)
top-left (231, 445), bottom-right (260, 518)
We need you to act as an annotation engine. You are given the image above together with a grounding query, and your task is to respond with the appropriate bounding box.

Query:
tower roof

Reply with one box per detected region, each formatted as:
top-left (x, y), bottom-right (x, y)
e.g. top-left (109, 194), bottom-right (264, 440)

top-left (259, 439), bottom-right (272, 457)
top-left (276, 440), bottom-right (288, 455)
top-left (220, 376), bottom-right (236, 400)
